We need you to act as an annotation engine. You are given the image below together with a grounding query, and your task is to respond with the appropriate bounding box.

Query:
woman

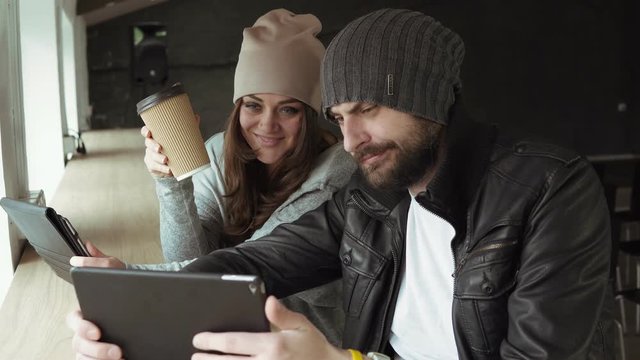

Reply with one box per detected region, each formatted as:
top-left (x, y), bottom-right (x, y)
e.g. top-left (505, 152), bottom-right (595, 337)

top-left (142, 8), bottom-right (351, 262)
top-left (68, 8), bottom-right (355, 354)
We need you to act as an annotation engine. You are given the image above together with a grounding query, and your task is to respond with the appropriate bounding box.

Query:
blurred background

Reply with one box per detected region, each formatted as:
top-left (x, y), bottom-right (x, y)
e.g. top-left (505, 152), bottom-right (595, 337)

top-left (79, 0), bottom-right (639, 155)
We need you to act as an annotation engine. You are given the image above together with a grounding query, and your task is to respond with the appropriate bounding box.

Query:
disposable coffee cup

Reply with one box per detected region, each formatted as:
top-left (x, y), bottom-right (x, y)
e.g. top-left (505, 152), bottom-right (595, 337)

top-left (136, 83), bottom-right (210, 181)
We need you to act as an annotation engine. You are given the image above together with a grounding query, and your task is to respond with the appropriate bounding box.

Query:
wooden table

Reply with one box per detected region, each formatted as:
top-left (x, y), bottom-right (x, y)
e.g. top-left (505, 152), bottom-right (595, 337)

top-left (0, 129), bottom-right (163, 359)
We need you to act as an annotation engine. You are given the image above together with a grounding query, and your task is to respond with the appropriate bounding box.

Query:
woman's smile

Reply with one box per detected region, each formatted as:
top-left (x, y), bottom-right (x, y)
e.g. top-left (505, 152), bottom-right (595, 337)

top-left (254, 133), bottom-right (285, 147)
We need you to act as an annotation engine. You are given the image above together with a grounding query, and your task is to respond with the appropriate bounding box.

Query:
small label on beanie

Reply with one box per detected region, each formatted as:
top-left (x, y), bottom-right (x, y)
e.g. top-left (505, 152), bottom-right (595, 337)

top-left (387, 74), bottom-right (394, 96)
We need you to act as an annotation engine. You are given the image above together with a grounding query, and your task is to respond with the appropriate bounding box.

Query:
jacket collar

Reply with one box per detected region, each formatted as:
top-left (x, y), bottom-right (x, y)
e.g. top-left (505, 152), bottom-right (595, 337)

top-left (415, 99), bottom-right (497, 230)
top-left (350, 170), bottom-right (407, 216)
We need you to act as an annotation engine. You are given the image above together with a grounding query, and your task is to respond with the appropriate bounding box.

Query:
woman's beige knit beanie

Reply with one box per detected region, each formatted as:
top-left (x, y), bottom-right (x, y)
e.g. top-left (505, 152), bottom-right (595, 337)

top-left (233, 9), bottom-right (325, 113)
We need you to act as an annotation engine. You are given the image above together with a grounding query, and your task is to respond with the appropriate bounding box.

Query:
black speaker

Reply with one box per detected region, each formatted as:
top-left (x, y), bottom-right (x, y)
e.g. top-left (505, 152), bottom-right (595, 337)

top-left (132, 23), bottom-right (168, 85)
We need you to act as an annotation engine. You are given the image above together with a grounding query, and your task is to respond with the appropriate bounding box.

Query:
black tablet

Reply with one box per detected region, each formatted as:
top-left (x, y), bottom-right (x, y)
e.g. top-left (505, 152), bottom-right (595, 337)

top-left (71, 267), bottom-right (270, 360)
top-left (0, 197), bottom-right (89, 282)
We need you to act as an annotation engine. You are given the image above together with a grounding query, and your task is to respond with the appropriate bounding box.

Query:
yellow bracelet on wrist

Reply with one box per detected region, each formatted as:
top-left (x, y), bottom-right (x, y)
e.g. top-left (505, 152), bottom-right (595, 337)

top-left (348, 349), bottom-right (364, 360)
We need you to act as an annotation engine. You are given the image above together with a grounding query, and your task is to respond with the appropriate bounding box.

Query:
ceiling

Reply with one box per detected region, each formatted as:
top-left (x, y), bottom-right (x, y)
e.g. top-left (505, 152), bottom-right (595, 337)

top-left (77, 0), bottom-right (169, 26)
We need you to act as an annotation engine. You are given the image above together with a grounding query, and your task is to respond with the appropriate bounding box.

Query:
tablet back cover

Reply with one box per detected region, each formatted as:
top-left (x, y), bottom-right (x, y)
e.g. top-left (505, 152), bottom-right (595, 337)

top-left (0, 197), bottom-right (77, 282)
top-left (71, 267), bottom-right (269, 360)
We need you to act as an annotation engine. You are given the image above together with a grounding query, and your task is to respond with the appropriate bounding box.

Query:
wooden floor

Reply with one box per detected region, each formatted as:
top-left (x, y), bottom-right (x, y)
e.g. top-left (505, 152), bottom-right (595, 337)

top-left (0, 129), bottom-right (163, 359)
top-left (51, 128), bottom-right (163, 264)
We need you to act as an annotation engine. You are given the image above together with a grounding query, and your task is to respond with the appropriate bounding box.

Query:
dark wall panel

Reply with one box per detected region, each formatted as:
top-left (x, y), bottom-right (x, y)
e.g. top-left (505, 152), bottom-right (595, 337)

top-left (86, 0), bottom-right (635, 156)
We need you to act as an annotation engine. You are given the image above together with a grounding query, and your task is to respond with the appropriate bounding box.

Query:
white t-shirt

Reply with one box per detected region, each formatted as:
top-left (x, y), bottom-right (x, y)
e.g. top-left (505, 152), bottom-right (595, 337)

top-left (389, 195), bottom-right (458, 360)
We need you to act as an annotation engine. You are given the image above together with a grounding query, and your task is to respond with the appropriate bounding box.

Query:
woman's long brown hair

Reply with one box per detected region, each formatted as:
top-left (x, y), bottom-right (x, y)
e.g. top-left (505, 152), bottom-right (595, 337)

top-left (222, 99), bottom-right (323, 245)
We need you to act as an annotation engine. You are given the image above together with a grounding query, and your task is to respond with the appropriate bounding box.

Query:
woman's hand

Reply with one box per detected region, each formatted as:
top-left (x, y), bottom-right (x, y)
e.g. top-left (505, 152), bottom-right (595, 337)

top-left (69, 241), bottom-right (125, 269)
top-left (141, 114), bottom-right (201, 178)
top-left (141, 125), bottom-right (172, 177)
top-left (191, 296), bottom-right (351, 359)
top-left (66, 309), bottom-right (123, 360)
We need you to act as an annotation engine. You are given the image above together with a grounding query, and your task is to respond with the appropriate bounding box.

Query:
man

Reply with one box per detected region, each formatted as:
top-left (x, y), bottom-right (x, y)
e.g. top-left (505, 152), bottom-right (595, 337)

top-left (69, 8), bottom-right (613, 359)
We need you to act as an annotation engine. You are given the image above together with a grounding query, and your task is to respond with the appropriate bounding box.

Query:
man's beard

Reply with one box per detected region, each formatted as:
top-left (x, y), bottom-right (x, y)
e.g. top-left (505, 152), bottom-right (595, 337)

top-left (353, 121), bottom-right (442, 190)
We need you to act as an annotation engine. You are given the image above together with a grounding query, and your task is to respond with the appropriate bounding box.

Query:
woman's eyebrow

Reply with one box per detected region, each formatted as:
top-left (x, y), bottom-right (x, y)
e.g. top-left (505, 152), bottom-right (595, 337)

top-left (277, 99), bottom-right (300, 105)
top-left (246, 95), bottom-right (299, 106)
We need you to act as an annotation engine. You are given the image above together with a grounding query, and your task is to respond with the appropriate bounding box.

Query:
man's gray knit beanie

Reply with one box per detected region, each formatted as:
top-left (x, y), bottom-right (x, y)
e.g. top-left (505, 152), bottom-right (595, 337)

top-left (322, 8), bottom-right (465, 125)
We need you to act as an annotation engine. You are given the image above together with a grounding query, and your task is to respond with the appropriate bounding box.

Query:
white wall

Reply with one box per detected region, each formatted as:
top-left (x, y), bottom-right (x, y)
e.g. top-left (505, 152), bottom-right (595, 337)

top-left (61, 0), bottom-right (89, 132)
top-left (0, 0), bottom-right (28, 305)
top-left (74, 16), bottom-right (90, 131)
top-left (61, 9), bottom-right (79, 134)
top-left (0, 0), bottom-right (88, 305)
top-left (19, 0), bottom-right (66, 200)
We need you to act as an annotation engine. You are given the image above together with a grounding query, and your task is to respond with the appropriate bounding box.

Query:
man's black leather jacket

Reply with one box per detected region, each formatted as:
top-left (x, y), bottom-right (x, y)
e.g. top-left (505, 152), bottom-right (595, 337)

top-left (185, 106), bottom-right (614, 359)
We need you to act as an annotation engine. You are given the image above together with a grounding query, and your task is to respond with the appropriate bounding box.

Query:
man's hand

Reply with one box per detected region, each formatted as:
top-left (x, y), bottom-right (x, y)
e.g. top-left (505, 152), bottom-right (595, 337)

top-left (66, 309), bottom-right (123, 360)
top-left (191, 296), bottom-right (352, 359)
top-left (69, 241), bottom-right (125, 269)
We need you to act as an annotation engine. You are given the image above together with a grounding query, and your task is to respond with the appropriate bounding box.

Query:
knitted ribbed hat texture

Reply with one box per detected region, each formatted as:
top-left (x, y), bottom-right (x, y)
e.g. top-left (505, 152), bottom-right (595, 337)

top-left (234, 9), bottom-right (325, 113)
top-left (322, 8), bottom-right (465, 124)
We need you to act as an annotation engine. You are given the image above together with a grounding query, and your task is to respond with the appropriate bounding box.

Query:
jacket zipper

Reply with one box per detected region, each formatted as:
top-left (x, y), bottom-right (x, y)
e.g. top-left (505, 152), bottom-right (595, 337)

top-left (453, 239), bottom-right (518, 276)
top-left (472, 240), bottom-right (518, 253)
top-left (413, 200), bottom-right (460, 322)
top-left (378, 234), bottom-right (399, 351)
top-left (410, 197), bottom-right (464, 358)
top-left (351, 191), bottom-right (400, 351)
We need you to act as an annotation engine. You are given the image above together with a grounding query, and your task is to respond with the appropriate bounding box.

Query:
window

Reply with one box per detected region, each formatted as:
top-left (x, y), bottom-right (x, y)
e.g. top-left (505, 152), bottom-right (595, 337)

top-left (0, 0), bottom-right (28, 304)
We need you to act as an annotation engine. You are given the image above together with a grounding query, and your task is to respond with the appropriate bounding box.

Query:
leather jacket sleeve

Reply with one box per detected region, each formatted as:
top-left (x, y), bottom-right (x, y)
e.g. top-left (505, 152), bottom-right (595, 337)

top-left (499, 158), bottom-right (611, 359)
top-left (181, 190), bottom-right (346, 298)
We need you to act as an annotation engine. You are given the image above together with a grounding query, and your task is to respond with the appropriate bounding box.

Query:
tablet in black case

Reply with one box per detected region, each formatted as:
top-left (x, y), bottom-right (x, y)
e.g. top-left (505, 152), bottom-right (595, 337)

top-left (71, 267), bottom-right (270, 360)
top-left (0, 197), bottom-right (90, 283)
